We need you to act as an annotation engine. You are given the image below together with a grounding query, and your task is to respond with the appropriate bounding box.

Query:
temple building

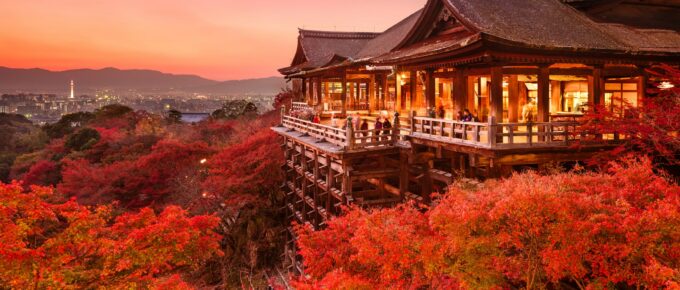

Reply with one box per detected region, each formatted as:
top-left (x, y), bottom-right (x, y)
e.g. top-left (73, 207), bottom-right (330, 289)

top-left (272, 0), bottom-right (680, 273)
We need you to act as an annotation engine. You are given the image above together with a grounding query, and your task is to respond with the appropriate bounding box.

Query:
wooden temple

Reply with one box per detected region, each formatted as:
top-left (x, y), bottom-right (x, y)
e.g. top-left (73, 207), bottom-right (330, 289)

top-left (273, 0), bottom-right (680, 273)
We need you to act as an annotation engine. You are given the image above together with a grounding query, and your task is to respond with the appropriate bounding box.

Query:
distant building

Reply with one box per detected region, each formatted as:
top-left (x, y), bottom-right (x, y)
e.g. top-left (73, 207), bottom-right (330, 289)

top-left (180, 112), bottom-right (210, 124)
top-left (0, 101), bottom-right (9, 113)
top-left (70, 80), bottom-right (75, 99)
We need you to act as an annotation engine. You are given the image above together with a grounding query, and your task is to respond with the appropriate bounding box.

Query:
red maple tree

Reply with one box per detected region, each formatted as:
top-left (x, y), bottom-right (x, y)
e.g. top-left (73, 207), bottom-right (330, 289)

top-left (0, 182), bottom-right (222, 288)
top-left (295, 158), bottom-right (680, 289)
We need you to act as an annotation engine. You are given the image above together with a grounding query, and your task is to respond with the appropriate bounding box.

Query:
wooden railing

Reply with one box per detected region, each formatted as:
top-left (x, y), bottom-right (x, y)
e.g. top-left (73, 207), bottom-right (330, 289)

top-left (280, 107), bottom-right (401, 151)
top-left (281, 106), bottom-right (610, 151)
top-left (291, 102), bottom-right (312, 112)
top-left (411, 116), bottom-right (587, 149)
top-left (282, 115), bottom-right (346, 147)
top-left (410, 117), bottom-right (491, 148)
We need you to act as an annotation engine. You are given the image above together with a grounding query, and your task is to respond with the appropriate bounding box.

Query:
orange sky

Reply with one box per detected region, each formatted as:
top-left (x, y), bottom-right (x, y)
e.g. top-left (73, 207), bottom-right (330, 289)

top-left (0, 0), bottom-right (425, 80)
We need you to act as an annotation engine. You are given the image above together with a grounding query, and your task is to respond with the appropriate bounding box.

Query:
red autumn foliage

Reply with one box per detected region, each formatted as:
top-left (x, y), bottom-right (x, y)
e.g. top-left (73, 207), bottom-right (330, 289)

top-left (0, 182), bottom-right (222, 288)
top-left (579, 64), bottom-right (680, 167)
top-left (295, 158), bottom-right (680, 289)
top-left (59, 140), bottom-right (214, 208)
top-left (203, 129), bottom-right (282, 198)
top-left (21, 159), bottom-right (60, 186)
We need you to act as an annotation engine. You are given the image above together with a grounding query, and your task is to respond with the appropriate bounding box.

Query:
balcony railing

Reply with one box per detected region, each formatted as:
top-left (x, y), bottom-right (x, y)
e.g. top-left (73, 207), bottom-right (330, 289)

top-left (291, 102), bottom-right (313, 112)
top-left (410, 117), bottom-right (582, 149)
top-left (281, 108), bottom-right (400, 151)
top-left (280, 106), bottom-right (615, 151)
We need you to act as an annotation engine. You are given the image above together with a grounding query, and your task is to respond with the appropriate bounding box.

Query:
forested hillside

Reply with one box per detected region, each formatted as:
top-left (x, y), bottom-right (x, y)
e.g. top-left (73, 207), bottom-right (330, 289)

top-left (0, 91), bottom-right (293, 288)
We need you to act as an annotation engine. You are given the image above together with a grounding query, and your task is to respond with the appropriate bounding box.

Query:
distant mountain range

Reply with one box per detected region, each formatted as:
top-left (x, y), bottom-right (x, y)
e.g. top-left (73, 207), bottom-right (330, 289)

top-left (0, 67), bottom-right (287, 95)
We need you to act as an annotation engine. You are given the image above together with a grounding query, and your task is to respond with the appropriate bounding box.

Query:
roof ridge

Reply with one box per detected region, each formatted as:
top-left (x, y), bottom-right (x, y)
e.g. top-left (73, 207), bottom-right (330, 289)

top-left (298, 29), bottom-right (380, 39)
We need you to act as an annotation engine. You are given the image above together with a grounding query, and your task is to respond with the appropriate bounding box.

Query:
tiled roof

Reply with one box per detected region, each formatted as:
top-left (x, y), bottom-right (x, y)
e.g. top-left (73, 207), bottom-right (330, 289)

top-left (355, 10), bottom-right (424, 60)
top-left (278, 30), bottom-right (379, 75)
top-left (280, 0), bottom-right (680, 75)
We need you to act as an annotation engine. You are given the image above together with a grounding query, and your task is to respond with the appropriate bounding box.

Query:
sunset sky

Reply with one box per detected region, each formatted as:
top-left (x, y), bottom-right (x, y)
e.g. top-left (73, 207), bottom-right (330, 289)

top-left (0, 0), bottom-right (425, 81)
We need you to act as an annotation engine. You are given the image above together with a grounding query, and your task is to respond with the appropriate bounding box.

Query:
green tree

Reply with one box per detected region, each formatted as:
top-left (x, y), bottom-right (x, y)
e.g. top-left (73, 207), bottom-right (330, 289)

top-left (65, 128), bottom-right (101, 151)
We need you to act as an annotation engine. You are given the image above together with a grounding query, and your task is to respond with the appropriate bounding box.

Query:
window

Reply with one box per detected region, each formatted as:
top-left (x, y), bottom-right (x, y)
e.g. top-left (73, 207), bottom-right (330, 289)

top-left (604, 81), bottom-right (637, 115)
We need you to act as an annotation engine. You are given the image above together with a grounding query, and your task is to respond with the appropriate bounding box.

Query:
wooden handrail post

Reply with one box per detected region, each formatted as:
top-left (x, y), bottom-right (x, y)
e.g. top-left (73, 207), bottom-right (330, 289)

top-left (346, 116), bottom-right (354, 150)
top-left (392, 112), bottom-right (400, 144)
top-left (410, 110), bottom-right (416, 133)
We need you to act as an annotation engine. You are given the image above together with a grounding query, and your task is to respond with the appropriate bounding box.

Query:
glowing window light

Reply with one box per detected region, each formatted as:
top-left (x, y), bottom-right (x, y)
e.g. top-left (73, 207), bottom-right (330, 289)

top-left (658, 82), bottom-right (675, 89)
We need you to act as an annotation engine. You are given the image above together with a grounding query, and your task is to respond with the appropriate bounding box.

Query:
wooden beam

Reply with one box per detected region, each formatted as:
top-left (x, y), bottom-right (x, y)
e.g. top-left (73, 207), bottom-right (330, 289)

top-left (503, 67), bottom-right (538, 75)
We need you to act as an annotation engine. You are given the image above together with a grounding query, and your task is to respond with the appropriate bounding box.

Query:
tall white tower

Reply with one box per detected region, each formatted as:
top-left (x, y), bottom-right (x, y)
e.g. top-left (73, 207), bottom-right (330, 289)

top-left (69, 80), bottom-right (75, 99)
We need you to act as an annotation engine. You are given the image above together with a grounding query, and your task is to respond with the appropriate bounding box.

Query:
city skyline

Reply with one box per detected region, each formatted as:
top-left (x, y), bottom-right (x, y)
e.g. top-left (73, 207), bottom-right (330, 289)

top-left (0, 0), bottom-right (425, 81)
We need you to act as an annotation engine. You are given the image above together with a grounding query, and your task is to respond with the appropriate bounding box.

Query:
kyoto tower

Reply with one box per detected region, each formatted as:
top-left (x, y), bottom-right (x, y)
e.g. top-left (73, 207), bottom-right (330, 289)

top-left (69, 80), bottom-right (75, 99)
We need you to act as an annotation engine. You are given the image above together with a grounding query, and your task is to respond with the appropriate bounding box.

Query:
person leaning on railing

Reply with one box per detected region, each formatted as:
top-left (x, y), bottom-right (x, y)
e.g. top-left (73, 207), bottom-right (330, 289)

top-left (374, 118), bottom-right (383, 142)
top-left (382, 117), bottom-right (392, 135)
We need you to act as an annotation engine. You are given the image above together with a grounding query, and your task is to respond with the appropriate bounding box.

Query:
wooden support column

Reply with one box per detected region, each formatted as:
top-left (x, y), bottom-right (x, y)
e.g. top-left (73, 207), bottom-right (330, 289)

top-left (589, 65), bottom-right (604, 106)
top-left (381, 74), bottom-right (388, 110)
top-left (467, 76), bottom-right (476, 113)
top-left (398, 151), bottom-right (408, 201)
top-left (341, 73), bottom-right (348, 115)
top-left (550, 80), bottom-right (561, 115)
top-left (301, 78), bottom-right (307, 102)
top-left (313, 151), bottom-right (320, 215)
top-left (425, 69), bottom-right (436, 111)
top-left (316, 78), bottom-right (323, 106)
top-left (537, 66), bottom-right (551, 122)
top-left (490, 66), bottom-right (504, 122)
top-left (396, 72), bottom-right (403, 112)
top-left (410, 70), bottom-right (418, 114)
top-left (369, 75), bottom-right (376, 113)
top-left (325, 158), bottom-right (334, 213)
top-left (508, 75), bottom-right (519, 123)
top-left (453, 69), bottom-right (467, 113)
top-left (638, 67), bottom-right (648, 102)
top-left (300, 146), bottom-right (307, 222)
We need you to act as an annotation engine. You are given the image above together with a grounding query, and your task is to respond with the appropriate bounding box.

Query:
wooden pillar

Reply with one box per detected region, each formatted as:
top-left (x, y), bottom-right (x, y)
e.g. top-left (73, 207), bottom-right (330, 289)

top-left (395, 72), bottom-right (402, 111)
top-left (341, 74), bottom-right (348, 115)
top-left (467, 76), bottom-right (476, 113)
top-left (550, 80), bottom-right (561, 115)
top-left (300, 146), bottom-right (307, 222)
top-left (638, 67), bottom-right (648, 102)
top-left (490, 66), bottom-right (504, 123)
top-left (425, 69), bottom-right (436, 111)
top-left (453, 69), bottom-right (467, 113)
top-left (508, 75), bottom-right (519, 123)
top-left (301, 78), bottom-right (307, 102)
top-left (325, 158), bottom-right (334, 213)
top-left (382, 74), bottom-right (388, 110)
top-left (410, 70), bottom-right (418, 114)
top-left (399, 151), bottom-right (408, 201)
top-left (369, 75), bottom-right (376, 113)
top-left (589, 65), bottom-right (604, 106)
top-left (537, 65), bottom-right (551, 122)
top-left (316, 78), bottom-right (323, 106)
